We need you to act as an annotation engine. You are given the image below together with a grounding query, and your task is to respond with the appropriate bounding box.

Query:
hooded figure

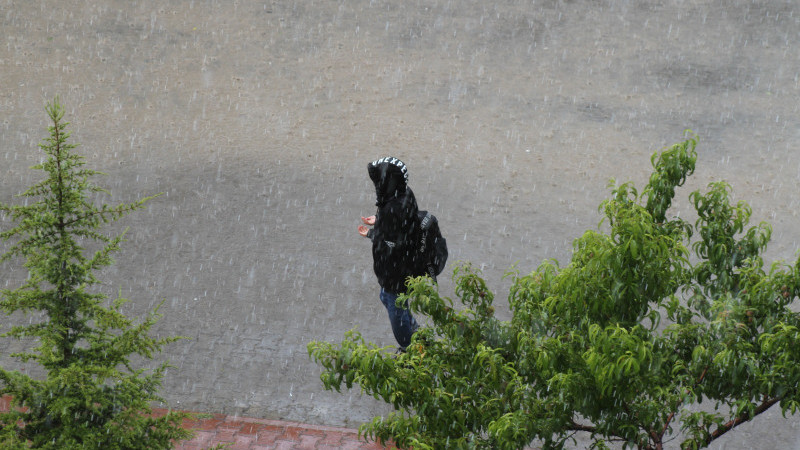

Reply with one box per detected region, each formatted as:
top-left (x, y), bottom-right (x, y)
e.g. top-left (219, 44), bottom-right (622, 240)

top-left (359, 157), bottom-right (420, 350)
top-left (365, 157), bottom-right (420, 291)
top-left (367, 157), bottom-right (409, 207)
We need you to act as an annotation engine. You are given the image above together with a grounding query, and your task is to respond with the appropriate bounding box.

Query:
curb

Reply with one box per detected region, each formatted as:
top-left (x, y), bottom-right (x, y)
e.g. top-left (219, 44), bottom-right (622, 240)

top-left (1, 396), bottom-right (393, 449)
top-left (170, 410), bottom-right (393, 449)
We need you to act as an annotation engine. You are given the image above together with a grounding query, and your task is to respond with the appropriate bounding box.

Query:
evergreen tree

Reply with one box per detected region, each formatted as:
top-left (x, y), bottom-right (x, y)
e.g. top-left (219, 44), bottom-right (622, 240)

top-left (310, 134), bottom-right (800, 449)
top-left (0, 98), bottom-right (192, 449)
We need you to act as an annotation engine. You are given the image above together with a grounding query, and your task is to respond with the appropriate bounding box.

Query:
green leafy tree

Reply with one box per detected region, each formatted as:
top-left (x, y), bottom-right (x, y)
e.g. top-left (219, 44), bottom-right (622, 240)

top-left (309, 133), bottom-right (800, 449)
top-left (0, 98), bottom-right (192, 449)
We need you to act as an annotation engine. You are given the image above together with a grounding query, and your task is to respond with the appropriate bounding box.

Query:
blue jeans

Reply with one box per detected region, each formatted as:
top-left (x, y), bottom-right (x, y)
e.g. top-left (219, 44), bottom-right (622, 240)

top-left (379, 289), bottom-right (419, 350)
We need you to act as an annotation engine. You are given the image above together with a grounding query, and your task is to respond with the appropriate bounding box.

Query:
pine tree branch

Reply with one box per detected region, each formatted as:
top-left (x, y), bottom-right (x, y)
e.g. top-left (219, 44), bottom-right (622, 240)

top-left (0, 202), bottom-right (152, 264)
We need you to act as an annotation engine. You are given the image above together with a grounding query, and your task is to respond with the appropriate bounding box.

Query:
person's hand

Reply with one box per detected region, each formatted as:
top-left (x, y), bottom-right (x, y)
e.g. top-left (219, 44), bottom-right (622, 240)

top-left (361, 215), bottom-right (376, 226)
top-left (357, 224), bottom-right (370, 237)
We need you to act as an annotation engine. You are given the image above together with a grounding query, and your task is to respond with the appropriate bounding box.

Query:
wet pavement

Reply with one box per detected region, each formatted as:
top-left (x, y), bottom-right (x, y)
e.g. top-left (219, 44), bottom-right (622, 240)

top-left (2, 1), bottom-right (800, 448)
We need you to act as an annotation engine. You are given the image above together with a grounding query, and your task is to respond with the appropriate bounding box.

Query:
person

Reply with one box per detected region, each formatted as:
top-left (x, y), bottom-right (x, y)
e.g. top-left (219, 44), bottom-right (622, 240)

top-left (357, 157), bottom-right (421, 351)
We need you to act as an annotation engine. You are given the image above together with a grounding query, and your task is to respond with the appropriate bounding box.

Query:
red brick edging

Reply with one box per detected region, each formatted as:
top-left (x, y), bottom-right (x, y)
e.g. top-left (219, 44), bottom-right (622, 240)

top-left (1, 395), bottom-right (393, 449)
top-left (171, 410), bottom-right (393, 450)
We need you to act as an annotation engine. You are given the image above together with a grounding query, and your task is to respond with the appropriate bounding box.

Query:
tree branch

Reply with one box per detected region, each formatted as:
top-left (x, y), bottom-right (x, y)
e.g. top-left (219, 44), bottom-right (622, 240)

top-left (569, 420), bottom-right (596, 433)
top-left (655, 366), bottom-right (709, 447)
top-left (706, 396), bottom-right (780, 444)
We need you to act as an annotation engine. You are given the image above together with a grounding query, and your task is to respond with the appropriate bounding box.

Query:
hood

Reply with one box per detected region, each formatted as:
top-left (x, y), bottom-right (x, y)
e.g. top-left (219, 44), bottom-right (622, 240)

top-left (368, 157), bottom-right (409, 206)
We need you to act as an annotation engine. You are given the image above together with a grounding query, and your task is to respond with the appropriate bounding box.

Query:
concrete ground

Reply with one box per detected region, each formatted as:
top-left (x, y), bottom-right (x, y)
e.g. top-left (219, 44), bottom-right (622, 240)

top-left (1, 0), bottom-right (800, 448)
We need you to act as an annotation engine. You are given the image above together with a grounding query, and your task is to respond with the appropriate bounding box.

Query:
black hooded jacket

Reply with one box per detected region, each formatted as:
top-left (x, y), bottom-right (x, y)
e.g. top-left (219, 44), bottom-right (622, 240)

top-left (366, 158), bottom-right (422, 293)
